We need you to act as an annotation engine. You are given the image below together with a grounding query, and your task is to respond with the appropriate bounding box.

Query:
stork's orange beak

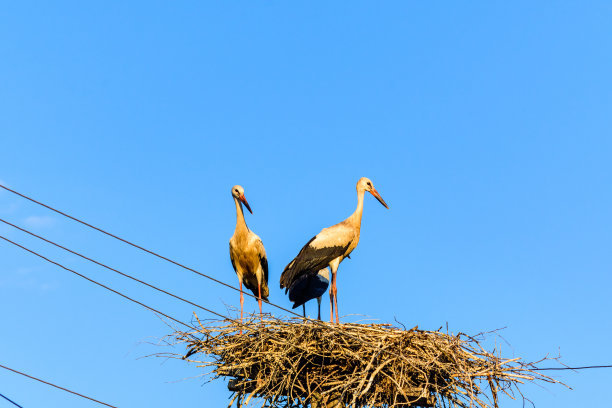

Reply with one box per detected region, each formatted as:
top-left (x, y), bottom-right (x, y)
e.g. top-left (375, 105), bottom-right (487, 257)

top-left (240, 195), bottom-right (252, 214)
top-left (370, 188), bottom-right (389, 209)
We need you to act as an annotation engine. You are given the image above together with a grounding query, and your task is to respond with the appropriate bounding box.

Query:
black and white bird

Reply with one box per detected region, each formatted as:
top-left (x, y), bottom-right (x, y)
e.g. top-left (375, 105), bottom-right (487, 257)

top-left (288, 268), bottom-right (330, 320)
top-left (280, 177), bottom-right (388, 324)
top-left (229, 185), bottom-right (269, 325)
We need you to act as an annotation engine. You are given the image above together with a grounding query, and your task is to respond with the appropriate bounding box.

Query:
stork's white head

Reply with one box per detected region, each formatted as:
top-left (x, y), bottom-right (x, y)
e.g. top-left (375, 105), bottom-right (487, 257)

top-left (357, 177), bottom-right (389, 209)
top-left (231, 185), bottom-right (252, 214)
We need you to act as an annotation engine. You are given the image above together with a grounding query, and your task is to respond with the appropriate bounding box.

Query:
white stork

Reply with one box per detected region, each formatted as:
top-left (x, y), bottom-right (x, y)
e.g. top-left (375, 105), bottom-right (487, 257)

top-left (280, 177), bottom-right (388, 324)
top-left (288, 267), bottom-right (330, 320)
top-left (229, 185), bottom-right (269, 325)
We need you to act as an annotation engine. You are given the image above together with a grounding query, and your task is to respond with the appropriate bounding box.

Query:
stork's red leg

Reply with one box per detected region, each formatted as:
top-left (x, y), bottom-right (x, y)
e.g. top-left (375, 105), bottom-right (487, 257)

top-left (331, 271), bottom-right (339, 324)
top-left (239, 281), bottom-right (245, 334)
top-left (334, 282), bottom-right (339, 324)
top-left (258, 283), bottom-right (263, 315)
top-left (329, 287), bottom-right (334, 323)
top-left (331, 270), bottom-right (339, 324)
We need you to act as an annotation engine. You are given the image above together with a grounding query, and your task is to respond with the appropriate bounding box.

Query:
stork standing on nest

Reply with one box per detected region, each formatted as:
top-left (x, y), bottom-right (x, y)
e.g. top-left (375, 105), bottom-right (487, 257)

top-left (229, 185), bottom-right (269, 325)
top-left (280, 177), bottom-right (388, 324)
top-left (288, 267), bottom-right (330, 320)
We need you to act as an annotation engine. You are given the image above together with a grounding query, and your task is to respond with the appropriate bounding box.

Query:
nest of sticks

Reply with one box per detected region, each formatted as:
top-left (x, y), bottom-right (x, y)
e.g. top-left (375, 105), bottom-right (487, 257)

top-left (167, 313), bottom-right (565, 408)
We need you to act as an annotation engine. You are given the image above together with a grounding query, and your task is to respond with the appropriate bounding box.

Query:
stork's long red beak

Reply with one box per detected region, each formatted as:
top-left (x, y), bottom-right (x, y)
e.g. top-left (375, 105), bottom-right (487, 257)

top-left (240, 195), bottom-right (252, 214)
top-left (370, 188), bottom-right (389, 209)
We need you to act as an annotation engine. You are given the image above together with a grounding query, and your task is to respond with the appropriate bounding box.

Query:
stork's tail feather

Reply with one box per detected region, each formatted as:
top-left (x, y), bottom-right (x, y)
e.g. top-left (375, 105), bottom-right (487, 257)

top-left (260, 286), bottom-right (270, 302)
top-left (280, 260), bottom-right (296, 289)
top-left (244, 280), bottom-right (269, 301)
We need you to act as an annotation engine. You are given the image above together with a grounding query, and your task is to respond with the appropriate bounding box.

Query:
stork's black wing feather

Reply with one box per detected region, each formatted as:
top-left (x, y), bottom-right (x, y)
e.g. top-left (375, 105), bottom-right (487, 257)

top-left (229, 243), bottom-right (237, 273)
top-left (288, 272), bottom-right (330, 309)
top-left (259, 252), bottom-right (269, 287)
top-left (280, 236), bottom-right (349, 291)
top-left (255, 238), bottom-right (269, 301)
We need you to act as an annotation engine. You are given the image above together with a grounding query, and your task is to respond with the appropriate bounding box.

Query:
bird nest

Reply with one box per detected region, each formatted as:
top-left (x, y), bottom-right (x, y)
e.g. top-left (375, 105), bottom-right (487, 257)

top-left (166, 313), bottom-right (565, 408)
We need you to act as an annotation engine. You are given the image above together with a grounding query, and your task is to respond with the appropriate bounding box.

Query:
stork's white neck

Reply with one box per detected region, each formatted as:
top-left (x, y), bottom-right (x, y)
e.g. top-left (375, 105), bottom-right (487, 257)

top-left (349, 188), bottom-right (365, 229)
top-left (234, 197), bottom-right (248, 233)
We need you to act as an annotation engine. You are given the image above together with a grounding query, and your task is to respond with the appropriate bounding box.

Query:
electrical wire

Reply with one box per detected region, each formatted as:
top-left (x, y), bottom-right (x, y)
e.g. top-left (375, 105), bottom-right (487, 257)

top-left (1, 218), bottom-right (338, 357)
top-left (532, 365), bottom-right (612, 371)
top-left (0, 230), bottom-right (340, 357)
top-left (0, 392), bottom-right (24, 408)
top-left (0, 185), bottom-right (245, 294)
top-left (0, 234), bottom-right (195, 331)
top-left (0, 183), bottom-right (310, 318)
top-left (0, 364), bottom-right (117, 408)
top-left (0, 221), bottom-right (340, 348)
top-left (0, 217), bottom-right (241, 326)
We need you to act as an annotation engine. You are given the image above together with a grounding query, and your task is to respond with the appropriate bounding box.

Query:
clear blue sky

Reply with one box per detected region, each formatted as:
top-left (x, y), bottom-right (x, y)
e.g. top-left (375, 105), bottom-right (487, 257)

top-left (1, 2), bottom-right (611, 407)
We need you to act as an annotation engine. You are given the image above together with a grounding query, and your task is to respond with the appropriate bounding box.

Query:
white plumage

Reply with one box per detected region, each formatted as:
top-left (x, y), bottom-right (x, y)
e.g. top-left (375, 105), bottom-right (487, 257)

top-left (229, 185), bottom-right (269, 325)
top-left (280, 177), bottom-right (388, 323)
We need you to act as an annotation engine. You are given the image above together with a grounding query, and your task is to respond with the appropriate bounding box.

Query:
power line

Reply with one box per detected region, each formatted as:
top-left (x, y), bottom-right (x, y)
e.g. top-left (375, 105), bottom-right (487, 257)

top-left (0, 229), bottom-right (338, 357)
top-left (0, 183), bottom-right (304, 318)
top-left (0, 184), bottom-right (245, 294)
top-left (0, 218), bottom-right (240, 326)
top-left (0, 392), bottom-right (24, 408)
top-left (0, 234), bottom-right (195, 331)
top-left (532, 365), bottom-right (612, 371)
top-left (0, 220), bottom-right (330, 349)
top-left (0, 363), bottom-right (117, 408)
